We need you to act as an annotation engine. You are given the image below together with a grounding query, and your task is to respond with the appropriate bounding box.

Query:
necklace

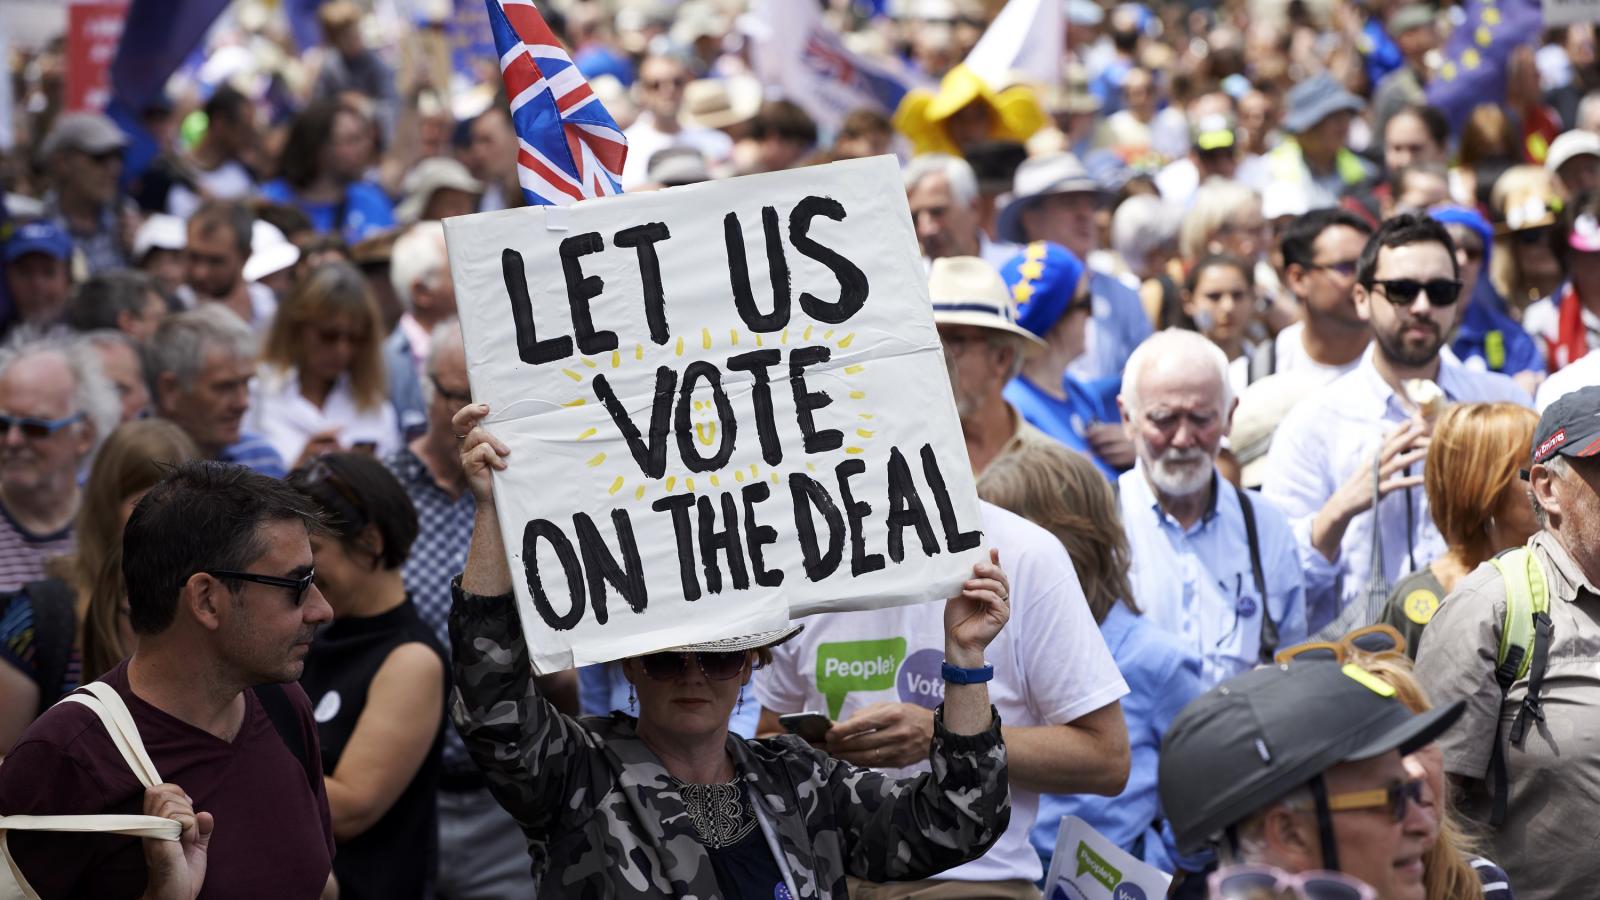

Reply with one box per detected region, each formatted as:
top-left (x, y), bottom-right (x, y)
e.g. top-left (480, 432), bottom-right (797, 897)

top-left (671, 776), bottom-right (758, 849)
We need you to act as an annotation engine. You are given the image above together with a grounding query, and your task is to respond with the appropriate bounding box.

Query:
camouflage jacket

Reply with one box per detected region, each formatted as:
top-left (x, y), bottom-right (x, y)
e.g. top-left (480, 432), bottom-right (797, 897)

top-left (448, 581), bottom-right (1011, 899)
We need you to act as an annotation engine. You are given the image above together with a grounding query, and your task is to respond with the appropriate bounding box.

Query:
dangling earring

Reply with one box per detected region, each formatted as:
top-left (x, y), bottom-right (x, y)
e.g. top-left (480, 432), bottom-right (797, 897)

top-left (736, 686), bottom-right (745, 715)
top-left (628, 684), bottom-right (636, 714)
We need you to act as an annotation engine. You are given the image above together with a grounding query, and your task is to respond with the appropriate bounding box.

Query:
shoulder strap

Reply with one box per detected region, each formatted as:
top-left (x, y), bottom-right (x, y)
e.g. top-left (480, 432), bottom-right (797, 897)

top-left (1233, 484), bottom-right (1277, 661)
top-left (253, 683), bottom-right (317, 790)
top-left (21, 580), bottom-right (75, 716)
top-left (1246, 340), bottom-right (1276, 384)
top-left (1486, 546), bottom-right (1553, 827)
top-left (1490, 547), bottom-right (1548, 687)
top-left (62, 683), bottom-right (163, 789)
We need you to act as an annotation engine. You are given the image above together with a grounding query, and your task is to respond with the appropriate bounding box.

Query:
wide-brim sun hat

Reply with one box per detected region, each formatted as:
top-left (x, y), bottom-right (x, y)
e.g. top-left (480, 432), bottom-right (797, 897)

top-left (667, 623), bottom-right (804, 653)
top-left (929, 255), bottom-right (1047, 349)
top-left (243, 220), bottom-right (300, 283)
top-left (995, 152), bottom-right (1102, 245)
top-left (396, 156), bottom-right (485, 225)
top-left (681, 75), bottom-right (763, 131)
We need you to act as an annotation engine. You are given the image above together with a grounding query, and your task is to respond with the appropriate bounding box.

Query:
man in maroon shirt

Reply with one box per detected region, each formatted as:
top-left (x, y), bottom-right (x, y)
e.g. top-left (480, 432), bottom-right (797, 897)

top-left (0, 461), bottom-right (337, 899)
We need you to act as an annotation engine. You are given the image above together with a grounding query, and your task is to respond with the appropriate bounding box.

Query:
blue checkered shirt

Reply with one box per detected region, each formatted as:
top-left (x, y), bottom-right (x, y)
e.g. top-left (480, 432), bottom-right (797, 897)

top-left (385, 445), bottom-right (475, 769)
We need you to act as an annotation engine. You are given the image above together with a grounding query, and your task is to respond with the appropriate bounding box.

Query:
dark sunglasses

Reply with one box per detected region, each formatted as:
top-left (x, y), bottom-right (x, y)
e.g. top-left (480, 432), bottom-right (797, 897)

top-left (0, 411), bottom-right (85, 440)
top-left (1210, 865), bottom-right (1377, 900)
top-left (1457, 243), bottom-right (1485, 263)
top-left (1327, 778), bottom-right (1426, 823)
top-left (1514, 226), bottom-right (1552, 245)
top-left (205, 569), bottom-right (317, 605)
top-left (1368, 277), bottom-right (1462, 307)
top-left (639, 650), bottom-right (754, 681)
top-left (312, 326), bottom-right (369, 345)
top-left (430, 375), bottom-right (472, 406)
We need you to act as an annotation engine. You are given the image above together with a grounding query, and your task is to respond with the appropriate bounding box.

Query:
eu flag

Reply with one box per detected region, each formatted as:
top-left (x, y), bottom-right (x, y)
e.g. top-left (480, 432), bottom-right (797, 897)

top-left (1425, 0), bottom-right (1543, 132)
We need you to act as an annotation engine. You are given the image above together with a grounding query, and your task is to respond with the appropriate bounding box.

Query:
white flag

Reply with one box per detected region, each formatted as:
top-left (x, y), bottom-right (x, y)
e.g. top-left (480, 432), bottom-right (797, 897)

top-left (746, 0), bottom-right (922, 133)
top-left (964, 0), bottom-right (1064, 88)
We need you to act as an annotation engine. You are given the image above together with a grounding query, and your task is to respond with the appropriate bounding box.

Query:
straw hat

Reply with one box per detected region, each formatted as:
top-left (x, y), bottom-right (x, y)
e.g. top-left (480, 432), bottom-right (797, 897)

top-left (681, 76), bottom-right (763, 131)
top-left (666, 623), bottom-right (804, 653)
top-left (928, 256), bottom-right (1046, 349)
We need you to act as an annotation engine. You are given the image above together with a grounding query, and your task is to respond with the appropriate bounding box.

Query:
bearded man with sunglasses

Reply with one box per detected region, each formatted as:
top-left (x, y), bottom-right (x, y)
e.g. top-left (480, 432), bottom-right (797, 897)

top-left (1159, 659), bottom-right (1465, 900)
top-left (1263, 214), bottom-right (1530, 639)
top-left (0, 461), bottom-right (338, 899)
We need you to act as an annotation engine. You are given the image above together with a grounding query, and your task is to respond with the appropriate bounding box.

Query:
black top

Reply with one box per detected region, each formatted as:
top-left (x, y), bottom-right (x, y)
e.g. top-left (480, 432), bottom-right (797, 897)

top-left (299, 597), bottom-right (448, 900)
top-left (684, 779), bottom-right (787, 900)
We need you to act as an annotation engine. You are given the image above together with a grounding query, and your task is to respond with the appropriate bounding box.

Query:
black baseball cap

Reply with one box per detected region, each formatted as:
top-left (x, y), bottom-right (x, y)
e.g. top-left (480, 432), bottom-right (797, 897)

top-left (1158, 660), bottom-right (1464, 854)
top-left (1531, 385), bottom-right (1600, 465)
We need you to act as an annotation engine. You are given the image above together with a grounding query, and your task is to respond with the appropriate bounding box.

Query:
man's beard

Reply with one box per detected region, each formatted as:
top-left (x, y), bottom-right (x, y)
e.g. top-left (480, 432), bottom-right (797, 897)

top-left (1374, 316), bottom-right (1444, 368)
top-left (1147, 446), bottom-right (1213, 497)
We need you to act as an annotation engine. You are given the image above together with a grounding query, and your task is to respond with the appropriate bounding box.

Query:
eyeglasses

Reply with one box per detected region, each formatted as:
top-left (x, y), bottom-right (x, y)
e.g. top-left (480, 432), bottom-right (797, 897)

top-left (205, 569), bottom-right (317, 606)
top-left (0, 411), bottom-right (86, 440)
top-left (312, 326), bottom-right (369, 346)
top-left (1513, 226), bottom-right (1552, 246)
top-left (638, 650), bottom-right (754, 682)
top-left (1311, 260), bottom-right (1359, 278)
top-left (1326, 778), bottom-right (1426, 823)
top-left (1209, 865), bottom-right (1377, 900)
top-left (430, 375), bottom-right (472, 406)
top-left (1368, 278), bottom-right (1462, 307)
top-left (645, 77), bottom-right (687, 91)
top-left (1275, 624), bottom-right (1407, 664)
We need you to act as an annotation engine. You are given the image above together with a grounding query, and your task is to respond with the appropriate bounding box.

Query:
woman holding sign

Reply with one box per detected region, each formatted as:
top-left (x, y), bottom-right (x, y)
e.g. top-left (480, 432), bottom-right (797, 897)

top-left (448, 402), bottom-right (1013, 899)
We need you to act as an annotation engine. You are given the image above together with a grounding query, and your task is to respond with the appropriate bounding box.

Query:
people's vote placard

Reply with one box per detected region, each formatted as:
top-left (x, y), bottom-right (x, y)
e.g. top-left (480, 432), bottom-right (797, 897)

top-left (445, 156), bottom-right (985, 673)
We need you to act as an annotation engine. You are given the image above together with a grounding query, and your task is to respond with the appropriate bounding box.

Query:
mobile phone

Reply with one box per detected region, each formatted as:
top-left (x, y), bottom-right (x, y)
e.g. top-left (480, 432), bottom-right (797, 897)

top-left (778, 711), bottom-right (833, 743)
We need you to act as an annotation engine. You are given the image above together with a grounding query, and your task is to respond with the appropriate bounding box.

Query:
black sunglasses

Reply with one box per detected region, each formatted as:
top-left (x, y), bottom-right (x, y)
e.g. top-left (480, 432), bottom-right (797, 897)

top-left (639, 650), bottom-right (753, 681)
top-left (205, 569), bottom-right (316, 605)
top-left (1368, 278), bottom-right (1462, 307)
top-left (1514, 226), bottom-right (1552, 245)
top-left (0, 411), bottom-right (86, 440)
top-left (1311, 260), bottom-right (1359, 278)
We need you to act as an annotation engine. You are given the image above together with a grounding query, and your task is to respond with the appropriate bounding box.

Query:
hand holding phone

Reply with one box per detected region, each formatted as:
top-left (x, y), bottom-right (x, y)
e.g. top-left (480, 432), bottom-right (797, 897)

top-left (778, 711), bottom-right (833, 744)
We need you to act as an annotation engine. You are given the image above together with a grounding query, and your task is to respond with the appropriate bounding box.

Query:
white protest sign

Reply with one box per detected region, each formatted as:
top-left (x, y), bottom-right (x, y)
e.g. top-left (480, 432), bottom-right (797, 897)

top-left (445, 156), bottom-right (986, 673)
top-left (1043, 816), bottom-right (1172, 900)
top-left (1544, 0), bottom-right (1600, 26)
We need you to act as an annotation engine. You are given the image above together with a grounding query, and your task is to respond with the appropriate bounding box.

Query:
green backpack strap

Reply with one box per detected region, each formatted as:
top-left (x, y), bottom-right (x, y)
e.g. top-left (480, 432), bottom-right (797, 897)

top-left (1490, 547), bottom-right (1550, 689)
top-left (1486, 546), bottom-right (1554, 827)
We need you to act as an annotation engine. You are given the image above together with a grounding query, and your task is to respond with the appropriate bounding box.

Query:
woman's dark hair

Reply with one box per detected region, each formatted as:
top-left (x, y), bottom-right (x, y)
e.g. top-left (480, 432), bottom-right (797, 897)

top-left (1553, 189), bottom-right (1600, 265)
top-left (125, 461), bottom-right (323, 635)
top-left (66, 271), bottom-right (157, 332)
top-left (287, 452), bottom-right (418, 571)
top-left (1185, 253), bottom-right (1254, 293)
top-left (1390, 104), bottom-right (1451, 152)
top-left (278, 98), bottom-right (347, 189)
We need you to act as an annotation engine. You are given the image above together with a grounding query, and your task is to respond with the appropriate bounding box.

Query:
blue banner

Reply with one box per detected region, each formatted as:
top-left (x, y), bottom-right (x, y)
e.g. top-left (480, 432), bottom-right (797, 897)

top-left (1425, 0), bottom-right (1544, 131)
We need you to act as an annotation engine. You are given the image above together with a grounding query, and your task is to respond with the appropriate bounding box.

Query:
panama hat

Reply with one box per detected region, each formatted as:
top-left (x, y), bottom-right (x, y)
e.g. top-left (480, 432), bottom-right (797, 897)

top-left (929, 256), bottom-right (1047, 349)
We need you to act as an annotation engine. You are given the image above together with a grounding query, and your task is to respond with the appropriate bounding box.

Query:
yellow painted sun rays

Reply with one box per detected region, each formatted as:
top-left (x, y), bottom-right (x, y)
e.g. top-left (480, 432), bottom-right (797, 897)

top-left (560, 327), bottom-right (871, 499)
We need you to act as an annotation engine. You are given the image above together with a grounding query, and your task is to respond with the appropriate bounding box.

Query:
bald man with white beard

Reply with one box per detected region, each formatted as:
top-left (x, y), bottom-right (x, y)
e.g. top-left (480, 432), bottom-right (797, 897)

top-left (1116, 329), bottom-right (1308, 687)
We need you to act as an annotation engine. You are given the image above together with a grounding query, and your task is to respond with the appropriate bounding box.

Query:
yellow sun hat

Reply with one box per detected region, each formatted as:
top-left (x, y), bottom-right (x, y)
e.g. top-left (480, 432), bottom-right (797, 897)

top-left (894, 64), bottom-right (1048, 157)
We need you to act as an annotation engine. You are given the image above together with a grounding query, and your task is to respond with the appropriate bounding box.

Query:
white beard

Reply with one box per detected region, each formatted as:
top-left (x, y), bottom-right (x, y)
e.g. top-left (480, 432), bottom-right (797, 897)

top-left (1147, 447), bottom-right (1214, 497)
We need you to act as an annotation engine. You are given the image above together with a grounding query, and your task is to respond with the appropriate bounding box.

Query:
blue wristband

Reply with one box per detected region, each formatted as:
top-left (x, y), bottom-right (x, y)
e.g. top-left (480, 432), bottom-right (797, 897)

top-left (941, 661), bottom-right (994, 684)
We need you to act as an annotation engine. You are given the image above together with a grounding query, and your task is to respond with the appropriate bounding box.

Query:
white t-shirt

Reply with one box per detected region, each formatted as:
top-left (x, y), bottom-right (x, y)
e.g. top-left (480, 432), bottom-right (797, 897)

top-left (1536, 349), bottom-right (1600, 411)
top-left (246, 366), bottom-right (401, 466)
top-left (1272, 322), bottom-right (1362, 385)
top-left (753, 502), bottom-right (1129, 884)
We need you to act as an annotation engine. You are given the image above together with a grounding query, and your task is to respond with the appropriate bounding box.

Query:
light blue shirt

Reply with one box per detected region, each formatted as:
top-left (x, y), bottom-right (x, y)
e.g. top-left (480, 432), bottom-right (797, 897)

top-left (1071, 271), bottom-right (1154, 383)
top-left (1262, 346), bottom-right (1530, 636)
top-left (1031, 602), bottom-right (1203, 874)
top-left (1118, 464), bottom-right (1309, 687)
top-left (578, 661), bottom-right (759, 739)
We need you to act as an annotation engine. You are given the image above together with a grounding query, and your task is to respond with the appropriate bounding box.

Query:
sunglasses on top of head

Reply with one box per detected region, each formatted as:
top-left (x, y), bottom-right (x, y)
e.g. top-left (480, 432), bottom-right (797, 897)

top-left (1275, 624), bottom-right (1408, 665)
top-left (638, 650), bottom-right (755, 681)
top-left (1366, 277), bottom-right (1462, 307)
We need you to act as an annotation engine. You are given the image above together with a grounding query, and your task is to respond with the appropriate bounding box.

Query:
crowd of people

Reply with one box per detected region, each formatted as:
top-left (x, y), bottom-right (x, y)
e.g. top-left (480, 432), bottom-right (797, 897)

top-left (2, 0), bottom-right (1599, 898)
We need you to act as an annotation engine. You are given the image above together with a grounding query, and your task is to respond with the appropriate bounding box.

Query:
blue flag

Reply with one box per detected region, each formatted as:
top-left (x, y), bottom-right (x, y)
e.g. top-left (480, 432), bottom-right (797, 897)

top-left (1425, 0), bottom-right (1543, 132)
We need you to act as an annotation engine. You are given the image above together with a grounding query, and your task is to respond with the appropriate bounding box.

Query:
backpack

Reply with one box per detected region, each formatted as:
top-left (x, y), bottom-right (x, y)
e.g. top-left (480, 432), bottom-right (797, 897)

top-left (1484, 546), bottom-right (1553, 827)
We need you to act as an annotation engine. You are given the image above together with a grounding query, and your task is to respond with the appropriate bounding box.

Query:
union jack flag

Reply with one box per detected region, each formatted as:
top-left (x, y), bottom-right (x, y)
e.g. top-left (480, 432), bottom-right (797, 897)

top-left (485, 0), bottom-right (627, 207)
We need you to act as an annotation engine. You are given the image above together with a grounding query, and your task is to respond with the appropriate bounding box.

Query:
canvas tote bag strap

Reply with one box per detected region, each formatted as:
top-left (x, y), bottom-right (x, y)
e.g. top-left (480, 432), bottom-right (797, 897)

top-left (0, 684), bottom-right (183, 900)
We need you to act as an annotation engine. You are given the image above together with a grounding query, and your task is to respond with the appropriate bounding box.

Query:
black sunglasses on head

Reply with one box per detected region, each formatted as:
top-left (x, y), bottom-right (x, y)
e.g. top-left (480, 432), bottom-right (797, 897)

top-left (1368, 278), bottom-right (1462, 307)
top-left (205, 569), bottom-right (316, 606)
top-left (639, 650), bottom-right (753, 681)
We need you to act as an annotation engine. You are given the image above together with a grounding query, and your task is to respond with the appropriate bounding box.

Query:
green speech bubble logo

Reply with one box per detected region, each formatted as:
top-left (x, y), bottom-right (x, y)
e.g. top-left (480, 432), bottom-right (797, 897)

top-left (815, 639), bottom-right (906, 718)
top-left (1075, 841), bottom-right (1122, 892)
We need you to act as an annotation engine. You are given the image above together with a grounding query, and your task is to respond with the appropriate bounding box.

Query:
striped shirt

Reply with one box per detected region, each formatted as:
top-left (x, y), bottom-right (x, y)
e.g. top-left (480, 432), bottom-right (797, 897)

top-left (0, 501), bottom-right (74, 592)
top-left (1473, 856), bottom-right (1513, 899)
